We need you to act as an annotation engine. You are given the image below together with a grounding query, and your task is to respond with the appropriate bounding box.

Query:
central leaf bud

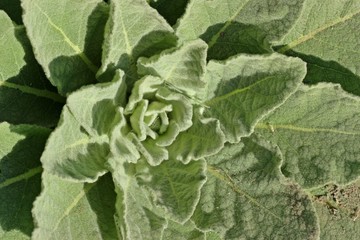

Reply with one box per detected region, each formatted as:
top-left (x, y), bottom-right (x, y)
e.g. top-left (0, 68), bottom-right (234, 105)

top-left (117, 75), bottom-right (193, 165)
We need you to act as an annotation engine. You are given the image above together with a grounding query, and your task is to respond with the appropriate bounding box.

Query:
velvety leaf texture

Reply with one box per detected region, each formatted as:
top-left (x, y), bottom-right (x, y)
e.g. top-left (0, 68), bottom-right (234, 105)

top-left (203, 53), bottom-right (306, 143)
top-left (99, 0), bottom-right (177, 82)
top-left (279, 0), bottom-right (360, 77)
top-left (2, 0), bottom-right (360, 238)
top-left (256, 83), bottom-right (360, 188)
top-left (22, 0), bottom-right (109, 95)
top-left (41, 75), bottom-right (125, 182)
top-left (0, 12), bottom-right (63, 127)
top-left (0, 122), bottom-right (50, 240)
top-left (176, 0), bottom-right (305, 44)
top-left (32, 172), bottom-right (118, 240)
top-left (192, 135), bottom-right (319, 239)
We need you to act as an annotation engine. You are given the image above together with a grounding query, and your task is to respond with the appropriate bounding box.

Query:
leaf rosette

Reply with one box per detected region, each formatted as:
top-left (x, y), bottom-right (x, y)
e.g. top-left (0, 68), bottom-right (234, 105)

top-left (114, 75), bottom-right (193, 165)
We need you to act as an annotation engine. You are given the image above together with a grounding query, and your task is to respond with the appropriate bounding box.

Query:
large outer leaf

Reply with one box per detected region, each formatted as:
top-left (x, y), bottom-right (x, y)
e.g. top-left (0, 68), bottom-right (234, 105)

top-left (99, 0), bottom-right (176, 82)
top-left (203, 53), bottom-right (306, 143)
top-left (0, 122), bottom-right (50, 239)
top-left (22, 0), bottom-right (109, 95)
top-left (0, 11), bottom-right (63, 127)
top-left (175, 0), bottom-right (305, 45)
top-left (279, 0), bottom-right (360, 77)
top-left (32, 172), bottom-right (118, 240)
top-left (255, 83), bottom-right (360, 188)
top-left (41, 74), bottom-right (125, 182)
top-left (192, 135), bottom-right (319, 240)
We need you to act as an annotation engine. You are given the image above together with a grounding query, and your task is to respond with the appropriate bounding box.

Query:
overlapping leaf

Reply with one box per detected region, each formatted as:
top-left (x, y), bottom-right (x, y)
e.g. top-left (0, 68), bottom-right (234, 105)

top-left (0, 11), bottom-right (63, 127)
top-left (256, 83), bottom-right (360, 188)
top-left (279, 0), bottom-right (360, 78)
top-left (138, 39), bottom-right (207, 98)
top-left (110, 170), bottom-right (167, 240)
top-left (175, 0), bottom-right (305, 49)
top-left (32, 172), bottom-right (118, 240)
top-left (0, 122), bottom-right (50, 239)
top-left (41, 72), bottom-right (126, 182)
top-left (22, 0), bottom-right (109, 95)
top-left (192, 135), bottom-right (319, 239)
top-left (99, 0), bottom-right (177, 82)
top-left (203, 53), bottom-right (306, 143)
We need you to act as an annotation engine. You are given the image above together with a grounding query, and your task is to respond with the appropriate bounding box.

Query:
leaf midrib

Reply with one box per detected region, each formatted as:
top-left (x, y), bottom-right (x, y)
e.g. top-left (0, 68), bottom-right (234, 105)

top-left (279, 8), bottom-right (360, 53)
top-left (207, 0), bottom-right (251, 49)
top-left (0, 80), bottom-right (65, 103)
top-left (256, 123), bottom-right (360, 136)
top-left (0, 166), bottom-right (42, 189)
top-left (34, 3), bottom-right (98, 73)
top-left (207, 165), bottom-right (283, 221)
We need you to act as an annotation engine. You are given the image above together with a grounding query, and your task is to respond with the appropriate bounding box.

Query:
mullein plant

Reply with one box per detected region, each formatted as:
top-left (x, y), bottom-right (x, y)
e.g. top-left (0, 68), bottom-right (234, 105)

top-left (1, 0), bottom-right (360, 239)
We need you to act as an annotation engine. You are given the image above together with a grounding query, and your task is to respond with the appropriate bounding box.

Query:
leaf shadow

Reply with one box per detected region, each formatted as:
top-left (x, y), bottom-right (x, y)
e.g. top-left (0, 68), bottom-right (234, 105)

top-left (278, 49), bottom-right (360, 97)
top-left (48, 2), bottom-right (109, 95)
top-left (1, 27), bottom-right (63, 127)
top-left (199, 22), bottom-right (272, 61)
top-left (84, 173), bottom-right (118, 239)
top-left (97, 30), bottom-right (178, 90)
top-left (0, 126), bottom-right (49, 237)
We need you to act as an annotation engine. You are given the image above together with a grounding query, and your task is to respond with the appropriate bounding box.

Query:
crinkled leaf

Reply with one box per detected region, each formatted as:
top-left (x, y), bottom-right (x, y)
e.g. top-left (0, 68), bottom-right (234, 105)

top-left (22, 0), bottom-right (109, 95)
top-left (279, 0), bottom-right (360, 77)
top-left (41, 77), bottom-right (125, 182)
top-left (0, 122), bottom-right (50, 239)
top-left (204, 53), bottom-right (306, 143)
top-left (310, 181), bottom-right (360, 240)
top-left (135, 158), bottom-right (207, 223)
top-left (256, 83), bottom-right (360, 188)
top-left (192, 135), bottom-right (319, 239)
top-left (168, 108), bottom-right (225, 164)
top-left (138, 39), bottom-right (207, 98)
top-left (0, 12), bottom-right (63, 127)
top-left (99, 0), bottom-right (177, 82)
top-left (32, 172), bottom-right (118, 240)
top-left (110, 168), bottom-right (167, 240)
top-left (175, 0), bottom-right (305, 45)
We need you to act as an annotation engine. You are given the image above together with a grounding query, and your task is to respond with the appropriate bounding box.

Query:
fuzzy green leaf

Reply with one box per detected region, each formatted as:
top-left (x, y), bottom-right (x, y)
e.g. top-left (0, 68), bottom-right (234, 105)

top-left (256, 83), bottom-right (360, 188)
top-left (0, 11), bottom-right (63, 127)
top-left (135, 158), bottom-right (207, 223)
top-left (168, 108), bottom-right (225, 163)
top-left (0, 122), bottom-right (50, 239)
top-left (279, 0), bottom-right (360, 77)
top-left (176, 0), bottom-right (305, 45)
top-left (32, 173), bottom-right (118, 240)
top-left (204, 53), bottom-right (306, 143)
top-left (110, 170), bottom-right (167, 240)
top-left (192, 135), bottom-right (319, 239)
top-left (22, 0), bottom-right (109, 95)
top-left (138, 39), bottom-right (207, 98)
top-left (41, 76), bottom-right (125, 182)
top-left (99, 0), bottom-right (176, 82)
